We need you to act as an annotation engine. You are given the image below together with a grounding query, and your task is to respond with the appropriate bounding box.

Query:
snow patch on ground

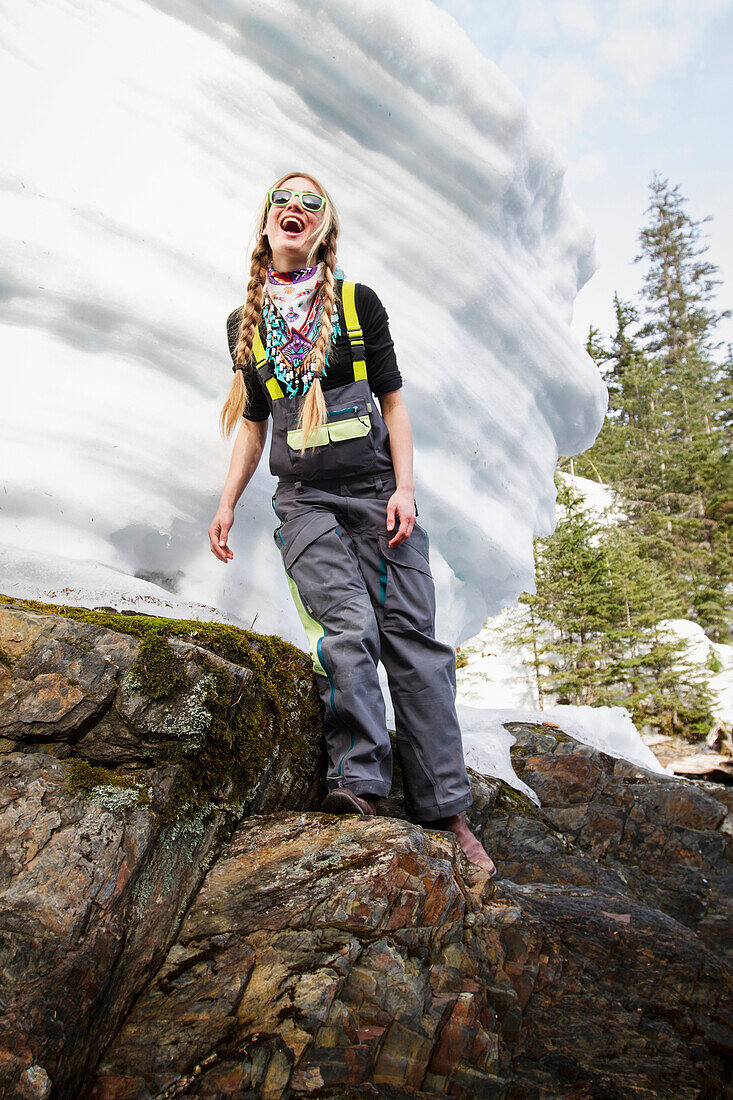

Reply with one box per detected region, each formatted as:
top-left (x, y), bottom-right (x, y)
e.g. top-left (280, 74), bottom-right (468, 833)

top-left (560, 472), bottom-right (626, 525)
top-left (664, 619), bottom-right (733, 724)
top-left (457, 608), bottom-right (541, 710)
top-left (458, 702), bottom-right (670, 807)
top-left (0, 547), bottom-right (234, 623)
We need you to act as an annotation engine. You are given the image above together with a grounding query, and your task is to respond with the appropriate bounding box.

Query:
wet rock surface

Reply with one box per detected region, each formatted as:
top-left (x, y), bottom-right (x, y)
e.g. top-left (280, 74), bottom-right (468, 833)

top-left (1, 599), bottom-right (732, 1099)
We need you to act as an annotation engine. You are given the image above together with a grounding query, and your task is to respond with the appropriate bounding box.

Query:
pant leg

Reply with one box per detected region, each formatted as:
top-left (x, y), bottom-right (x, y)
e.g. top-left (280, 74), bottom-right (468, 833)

top-left (274, 504), bottom-right (393, 796)
top-left (343, 500), bottom-right (473, 822)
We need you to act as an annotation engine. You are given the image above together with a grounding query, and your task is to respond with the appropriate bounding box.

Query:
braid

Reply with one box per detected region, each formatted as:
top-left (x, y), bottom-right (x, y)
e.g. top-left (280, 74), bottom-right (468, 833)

top-left (298, 233), bottom-right (338, 451)
top-left (219, 237), bottom-right (270, 438)
top-left (310, 234), bottom-right (338, 378)
top-left (235, 238), bottom-right (270, 367)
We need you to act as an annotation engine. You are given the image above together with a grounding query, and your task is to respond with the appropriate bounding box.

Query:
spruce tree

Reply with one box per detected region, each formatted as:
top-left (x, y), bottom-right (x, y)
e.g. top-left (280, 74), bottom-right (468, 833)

top-left (575, 176), bottom-right (732, 640)
top-left (633, 174), bottom-right (732, 638)
top-left (503, 477), bottom-right (714, 739)
top-left (575, 295), bottom-right (665, 496)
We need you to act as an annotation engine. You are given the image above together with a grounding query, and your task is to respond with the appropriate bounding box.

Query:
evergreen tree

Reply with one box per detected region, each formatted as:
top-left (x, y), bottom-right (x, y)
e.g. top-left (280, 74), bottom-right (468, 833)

top-left (600, 525), bottom-right (712, 738)
top-left (575, 175), bottom-right (732, 640)
top-left (575, 295), bottom-right (665, 496)
top-left (637, 173), bottom-right (728, 372)
top-left (633, 174), bottom-right (732, 638)
top-left (501, 175), bottom-right (730, 738)
top-left (504, 477), bottom-right (714, 739)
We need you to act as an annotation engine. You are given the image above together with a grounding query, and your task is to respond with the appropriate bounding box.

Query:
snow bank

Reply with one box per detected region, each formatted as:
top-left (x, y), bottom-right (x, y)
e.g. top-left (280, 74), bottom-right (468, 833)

top-left (664, 619), bottom-right (733, 724)
top-left (0, 0), bottom-right (606, 646)
top-left (458, 702), bottom-right (670, 806)
top-left (560, 473), bottom-right (626, 524)
top-left (0, 547), bottom-right (232, 625)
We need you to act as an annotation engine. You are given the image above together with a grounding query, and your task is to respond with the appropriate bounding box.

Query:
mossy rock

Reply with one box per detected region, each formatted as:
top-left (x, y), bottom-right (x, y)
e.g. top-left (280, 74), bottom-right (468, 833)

top-left (67, 758), bottom-right (149, 807)
top-left (1, 595), bottom-right (322, 824)
top-left (506, 721), bottom-right (573, 761)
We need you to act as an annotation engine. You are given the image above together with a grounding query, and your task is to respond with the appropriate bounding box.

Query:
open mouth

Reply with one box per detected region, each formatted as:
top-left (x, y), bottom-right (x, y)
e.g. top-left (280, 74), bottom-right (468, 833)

top-left (280, 214), bottom-right (305, 234)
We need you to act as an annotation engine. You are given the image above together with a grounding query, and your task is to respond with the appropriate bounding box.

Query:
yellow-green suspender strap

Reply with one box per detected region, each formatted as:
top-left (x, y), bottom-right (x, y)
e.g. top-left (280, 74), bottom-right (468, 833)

top-left (252, 327), bottom-right (284, 401)
top-left (341, 281), bottom-right (368, 382)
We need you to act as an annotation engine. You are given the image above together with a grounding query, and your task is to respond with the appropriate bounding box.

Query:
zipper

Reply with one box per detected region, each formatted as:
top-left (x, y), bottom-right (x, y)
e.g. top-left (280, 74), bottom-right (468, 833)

top-left (327, 405), bottom-right (360, 417)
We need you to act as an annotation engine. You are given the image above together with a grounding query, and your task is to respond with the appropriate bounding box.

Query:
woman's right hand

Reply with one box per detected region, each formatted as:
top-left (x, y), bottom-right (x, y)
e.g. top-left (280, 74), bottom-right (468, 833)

top-left (209, 507), bottom-right (235, 563)
top-left (208, 417), bottom-right (268, 564)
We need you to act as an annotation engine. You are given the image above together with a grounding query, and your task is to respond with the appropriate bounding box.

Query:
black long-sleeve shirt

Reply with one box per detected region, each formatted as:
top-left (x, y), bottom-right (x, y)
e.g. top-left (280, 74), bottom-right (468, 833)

top-left (226, 282), bottom-right (403, 422)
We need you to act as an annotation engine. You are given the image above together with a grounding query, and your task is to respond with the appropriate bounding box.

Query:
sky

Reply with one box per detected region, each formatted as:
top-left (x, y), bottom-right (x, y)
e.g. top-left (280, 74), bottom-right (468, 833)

top-left (433, 0), bottom-right (733, 349)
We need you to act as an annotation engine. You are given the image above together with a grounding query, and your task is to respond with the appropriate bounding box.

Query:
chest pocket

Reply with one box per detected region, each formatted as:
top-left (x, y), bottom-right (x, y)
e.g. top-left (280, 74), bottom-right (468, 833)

top-left (252, 280), bottom-right (395, 480)
top-left (286, 401), bottom-right (373, 451)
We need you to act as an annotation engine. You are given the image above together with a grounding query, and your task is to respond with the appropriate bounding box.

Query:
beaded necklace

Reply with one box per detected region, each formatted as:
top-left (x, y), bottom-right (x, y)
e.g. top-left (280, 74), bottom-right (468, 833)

top-left (263, 266), bottom-right (341, 398)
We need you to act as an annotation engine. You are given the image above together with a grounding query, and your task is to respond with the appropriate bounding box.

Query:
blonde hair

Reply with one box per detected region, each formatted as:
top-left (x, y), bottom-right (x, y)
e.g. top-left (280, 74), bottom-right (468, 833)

top-left (220, 171), bottom-right (340, 447)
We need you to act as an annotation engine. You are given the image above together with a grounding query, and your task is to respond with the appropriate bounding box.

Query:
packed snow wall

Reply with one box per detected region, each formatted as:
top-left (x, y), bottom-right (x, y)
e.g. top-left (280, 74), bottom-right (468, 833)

top-left (0, 0), bottom-right (607, 644)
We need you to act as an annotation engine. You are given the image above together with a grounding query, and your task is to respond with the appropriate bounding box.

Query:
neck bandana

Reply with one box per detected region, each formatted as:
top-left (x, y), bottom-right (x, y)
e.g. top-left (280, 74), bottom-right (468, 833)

top-left (266, 263), bottom-right (323, 329)
top-left (263, 263), bottom-right (341, 398)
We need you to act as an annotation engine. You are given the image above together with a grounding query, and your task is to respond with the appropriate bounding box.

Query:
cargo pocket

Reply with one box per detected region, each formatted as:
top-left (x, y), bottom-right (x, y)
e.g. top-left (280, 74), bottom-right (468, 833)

top-left (378, 527), bottom-right (435, 634)
top-left (286, 401), bottom-right (373, 450)
top-left (275, 511), bottom-right (340, 572)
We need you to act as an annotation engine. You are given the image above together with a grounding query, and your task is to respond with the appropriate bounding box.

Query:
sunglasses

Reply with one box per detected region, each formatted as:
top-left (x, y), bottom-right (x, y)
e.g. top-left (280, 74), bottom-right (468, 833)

top-left (267, 187), bottom-right (326, 213)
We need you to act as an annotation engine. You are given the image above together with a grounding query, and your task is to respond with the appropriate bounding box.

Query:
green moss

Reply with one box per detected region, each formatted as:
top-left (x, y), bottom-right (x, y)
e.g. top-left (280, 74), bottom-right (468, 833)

top-left (493, 779), bottom-right (541, 819)
top-left (3, 595), bottom-right (320, 823)
top-left (0, 646), bottom-right (11, 668)
top-left (67, 758), bottom-right (149, 806)
top-left (158, 659), bottom-right (265, 823)
top-left (157, 642), bottom-right (319, 822)
top-left (133, 632), bottom-right (189, 700)
top-left (0, 595), bottom-right (314, 719)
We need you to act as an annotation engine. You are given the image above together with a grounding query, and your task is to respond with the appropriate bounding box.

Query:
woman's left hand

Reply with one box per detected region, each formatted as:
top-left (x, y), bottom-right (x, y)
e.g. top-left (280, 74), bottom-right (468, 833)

top-left (386, 487), bottom-right (416, 547)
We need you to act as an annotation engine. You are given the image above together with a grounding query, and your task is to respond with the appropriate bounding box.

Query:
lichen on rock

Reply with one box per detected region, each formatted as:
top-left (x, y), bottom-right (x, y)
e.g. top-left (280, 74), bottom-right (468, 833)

top-left (66, 757), bottom-right (149, 807)
top-left (0, 594), bottom-right (323, 823)
top-left (158, 672), bottom-right (215, 749)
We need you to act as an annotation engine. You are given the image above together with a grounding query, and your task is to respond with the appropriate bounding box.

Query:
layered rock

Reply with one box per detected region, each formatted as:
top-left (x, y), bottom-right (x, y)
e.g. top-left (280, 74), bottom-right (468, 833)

top-left (88, 807), bottom-right (733, 1100)
top-left (491, 722), bottom-right (733, 963)
top-left (0, 598), bottom-right (323, 1097)
top-left (1, 599), bottom-right (732, 1099)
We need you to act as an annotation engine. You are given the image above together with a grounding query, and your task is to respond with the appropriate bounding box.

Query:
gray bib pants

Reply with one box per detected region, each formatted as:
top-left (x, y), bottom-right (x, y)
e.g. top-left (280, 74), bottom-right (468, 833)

top-left (258, 300), bottom-right (472, 823)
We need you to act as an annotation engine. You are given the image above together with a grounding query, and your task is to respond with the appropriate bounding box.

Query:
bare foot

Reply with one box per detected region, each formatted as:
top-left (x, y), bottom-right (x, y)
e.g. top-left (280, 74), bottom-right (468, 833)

top-left (439, 813), bottom-right (496, 875)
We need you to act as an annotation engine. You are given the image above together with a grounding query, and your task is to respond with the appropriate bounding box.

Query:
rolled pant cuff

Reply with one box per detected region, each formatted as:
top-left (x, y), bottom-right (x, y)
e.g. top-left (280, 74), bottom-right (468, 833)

top-left (327, 779), bottom-right (392, 799)
top-left (409, 791), bottom-right (474, 825)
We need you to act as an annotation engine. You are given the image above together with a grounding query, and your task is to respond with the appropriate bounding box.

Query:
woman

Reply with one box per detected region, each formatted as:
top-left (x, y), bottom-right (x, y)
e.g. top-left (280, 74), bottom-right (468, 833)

top-left (208, 171), bottom-right (495, 875)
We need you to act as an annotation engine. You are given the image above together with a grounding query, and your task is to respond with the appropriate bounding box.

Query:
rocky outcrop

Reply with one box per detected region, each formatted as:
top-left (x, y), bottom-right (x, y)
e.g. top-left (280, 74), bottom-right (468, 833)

top-left (0, 598), bottom-right (323, 1098)
top-left (1, 598), bottom-right (732, 1099)
top-left (87, 810), bottom-right (733, 1100)
top-left (491, 722), bottom-right (733, 964)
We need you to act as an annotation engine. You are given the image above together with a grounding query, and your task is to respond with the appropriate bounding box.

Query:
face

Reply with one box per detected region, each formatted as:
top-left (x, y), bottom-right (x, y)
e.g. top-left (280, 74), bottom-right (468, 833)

top-left (264, 175), bottom-right (326, 270)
